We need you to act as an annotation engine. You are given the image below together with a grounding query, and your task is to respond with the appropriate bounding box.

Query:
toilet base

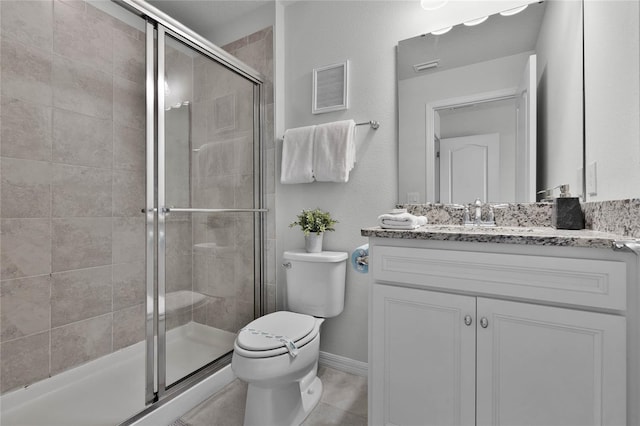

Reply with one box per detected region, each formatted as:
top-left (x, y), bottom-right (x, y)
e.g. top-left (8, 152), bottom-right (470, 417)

top-left (243, 370), bottom-right (323, 426)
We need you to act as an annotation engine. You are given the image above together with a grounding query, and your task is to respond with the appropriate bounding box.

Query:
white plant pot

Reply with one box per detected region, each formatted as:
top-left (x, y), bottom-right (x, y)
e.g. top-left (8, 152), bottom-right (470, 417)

top-left (304, 233), bottom-right (323, 253)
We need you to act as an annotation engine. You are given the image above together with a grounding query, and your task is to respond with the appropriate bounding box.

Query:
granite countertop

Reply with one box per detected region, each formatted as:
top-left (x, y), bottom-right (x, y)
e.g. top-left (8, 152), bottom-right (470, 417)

top-left (361, 225), bottom-right (629, 249)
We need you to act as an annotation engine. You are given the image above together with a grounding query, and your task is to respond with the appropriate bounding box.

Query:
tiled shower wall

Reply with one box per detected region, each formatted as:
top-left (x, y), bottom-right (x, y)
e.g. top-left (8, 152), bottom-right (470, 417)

top-left (0, 0), bottom-right (147, 393)
top-left (189, 27), bottom-right (276, 333)
top-left (0, 0), bottom-right (275, 394)
top-left (221, 28), bottom-right (276, 315)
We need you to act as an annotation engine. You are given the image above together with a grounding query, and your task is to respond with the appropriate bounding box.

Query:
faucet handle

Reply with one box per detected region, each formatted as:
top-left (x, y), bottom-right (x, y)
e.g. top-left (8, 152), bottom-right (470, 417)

top-left (486, 203), bottom-right (507, 226)
top-left (490, 203), bottom-right (509, 209)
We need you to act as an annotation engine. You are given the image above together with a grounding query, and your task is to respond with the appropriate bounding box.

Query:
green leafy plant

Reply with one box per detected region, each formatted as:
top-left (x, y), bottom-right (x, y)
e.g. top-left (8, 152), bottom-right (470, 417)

top-left (289, 208), bottom-right (338, 236)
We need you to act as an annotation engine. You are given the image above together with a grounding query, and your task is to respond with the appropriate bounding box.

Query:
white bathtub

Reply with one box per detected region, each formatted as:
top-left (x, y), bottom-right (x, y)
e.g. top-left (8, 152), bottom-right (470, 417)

top-left (0, 322), bottom-right (236, 426)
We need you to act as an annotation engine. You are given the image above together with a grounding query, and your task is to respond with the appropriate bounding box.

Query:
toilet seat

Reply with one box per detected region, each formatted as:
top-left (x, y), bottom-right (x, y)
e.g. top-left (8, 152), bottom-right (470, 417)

top-left (235, 311), bottom-right (321, 358)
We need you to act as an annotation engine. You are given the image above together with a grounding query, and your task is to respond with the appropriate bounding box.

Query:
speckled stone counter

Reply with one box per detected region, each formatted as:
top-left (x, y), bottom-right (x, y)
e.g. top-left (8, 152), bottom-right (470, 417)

top-left (361, 224), bottom-right (628, 249)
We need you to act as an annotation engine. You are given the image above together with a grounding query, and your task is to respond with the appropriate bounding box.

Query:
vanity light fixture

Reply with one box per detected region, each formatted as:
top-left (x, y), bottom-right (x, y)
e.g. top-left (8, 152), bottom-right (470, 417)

top-left (413, 59), bottom-right (440, 73)
top-left (464, 16), bottom-right (489, 26)
top-left (420, 0), bottom-right (448, 10)
top-left (500, 4), bottom-right (528, 16)
top-left (431, 26), bottom-right (453, 35)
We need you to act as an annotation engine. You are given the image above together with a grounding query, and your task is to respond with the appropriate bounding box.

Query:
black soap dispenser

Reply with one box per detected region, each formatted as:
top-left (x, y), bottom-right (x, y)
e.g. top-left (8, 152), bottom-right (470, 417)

top-left (552, 184), bottom-right (584, 230)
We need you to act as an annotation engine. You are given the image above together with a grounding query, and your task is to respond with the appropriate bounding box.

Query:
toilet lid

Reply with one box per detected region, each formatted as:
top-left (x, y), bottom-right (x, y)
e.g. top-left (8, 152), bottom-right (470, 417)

top-left (236, 311), bottom-right (317, 352)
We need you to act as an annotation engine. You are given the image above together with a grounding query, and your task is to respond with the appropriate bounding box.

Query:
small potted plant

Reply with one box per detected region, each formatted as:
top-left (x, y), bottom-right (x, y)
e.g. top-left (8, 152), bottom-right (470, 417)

top-left (289, 208), bottom-right (338, 253)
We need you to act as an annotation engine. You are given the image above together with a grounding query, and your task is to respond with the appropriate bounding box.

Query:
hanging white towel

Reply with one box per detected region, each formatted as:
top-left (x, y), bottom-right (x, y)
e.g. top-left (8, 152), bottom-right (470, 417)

top-left (280, 125), bottom-right (316, 184)
top-left (194, 142), bottom-right (217, 188)
top-left (313, 119), bottom-right (356, 183)
top-left (378, 213), bottom-right (428, 229)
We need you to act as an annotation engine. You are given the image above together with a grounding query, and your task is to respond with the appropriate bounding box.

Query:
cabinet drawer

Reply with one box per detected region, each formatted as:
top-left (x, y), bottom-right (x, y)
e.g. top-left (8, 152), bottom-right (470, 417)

top-left (372, 246), bottom-right (627, 311)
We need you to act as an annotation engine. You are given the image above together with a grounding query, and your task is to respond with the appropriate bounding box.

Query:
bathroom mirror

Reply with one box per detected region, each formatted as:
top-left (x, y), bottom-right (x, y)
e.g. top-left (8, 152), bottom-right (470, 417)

top-left (398, 0), bottom-right (584, 204)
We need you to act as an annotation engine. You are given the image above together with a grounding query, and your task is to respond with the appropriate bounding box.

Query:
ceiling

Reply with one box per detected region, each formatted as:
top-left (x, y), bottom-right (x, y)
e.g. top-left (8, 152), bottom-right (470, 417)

top-left (146, 0), bottom-right (272, 36)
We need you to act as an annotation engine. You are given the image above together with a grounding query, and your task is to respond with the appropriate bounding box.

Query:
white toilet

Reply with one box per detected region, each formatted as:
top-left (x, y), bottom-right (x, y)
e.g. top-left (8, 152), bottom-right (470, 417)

top-left (231, 249), bottom-right (348, 426)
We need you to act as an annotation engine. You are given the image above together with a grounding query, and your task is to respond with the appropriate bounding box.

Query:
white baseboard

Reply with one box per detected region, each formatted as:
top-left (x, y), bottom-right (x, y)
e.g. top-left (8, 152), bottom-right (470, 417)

top-left (319, 351), bottom-right (368, 377)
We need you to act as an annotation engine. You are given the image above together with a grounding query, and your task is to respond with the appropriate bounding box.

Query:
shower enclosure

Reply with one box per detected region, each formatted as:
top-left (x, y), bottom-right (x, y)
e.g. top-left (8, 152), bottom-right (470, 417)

top-left (0, 0), bottom-right (266, 424)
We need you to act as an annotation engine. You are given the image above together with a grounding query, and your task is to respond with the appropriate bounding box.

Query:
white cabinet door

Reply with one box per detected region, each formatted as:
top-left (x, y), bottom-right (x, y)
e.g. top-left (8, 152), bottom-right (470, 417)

top-left (371, 285), bottom-right (476, 426)
top-left (476, 298), bottom-right (626, 426)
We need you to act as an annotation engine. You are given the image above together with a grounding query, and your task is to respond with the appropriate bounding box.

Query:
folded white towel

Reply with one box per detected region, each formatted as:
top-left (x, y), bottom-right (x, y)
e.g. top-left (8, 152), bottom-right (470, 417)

top-left (378, 213), bottom-right (428, 229)
top-left (313, 119), bottom-right (356, 182)
top-left (281, 125), bottom-right (316, 184)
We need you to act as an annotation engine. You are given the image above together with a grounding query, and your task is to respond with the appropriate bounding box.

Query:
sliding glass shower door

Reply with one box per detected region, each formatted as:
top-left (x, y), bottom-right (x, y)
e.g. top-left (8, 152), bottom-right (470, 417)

top-left (145, 23), bottom-right (265, 402)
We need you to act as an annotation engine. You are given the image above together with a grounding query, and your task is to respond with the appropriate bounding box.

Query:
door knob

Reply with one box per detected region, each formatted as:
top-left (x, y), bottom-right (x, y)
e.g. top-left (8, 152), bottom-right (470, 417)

top-left (480, 317), bottom-right (489, 328)
top-left (464, 315), bottom-right (473, 326)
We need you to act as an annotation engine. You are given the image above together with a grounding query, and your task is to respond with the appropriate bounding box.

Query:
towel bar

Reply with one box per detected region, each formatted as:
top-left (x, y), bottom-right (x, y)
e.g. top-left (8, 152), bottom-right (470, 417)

top-left (282, 120), bottom-right (380, 139)
top-left (355, 120), bottom-right (380, 130)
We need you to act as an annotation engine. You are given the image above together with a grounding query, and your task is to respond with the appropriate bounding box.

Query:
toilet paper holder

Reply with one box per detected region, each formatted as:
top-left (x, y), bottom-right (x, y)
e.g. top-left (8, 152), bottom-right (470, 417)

top-left (356, 255), bottom-right (368, 267)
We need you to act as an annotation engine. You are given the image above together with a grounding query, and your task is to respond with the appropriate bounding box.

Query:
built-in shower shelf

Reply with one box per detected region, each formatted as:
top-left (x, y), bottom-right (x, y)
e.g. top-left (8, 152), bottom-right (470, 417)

top-left (166, 290), bottom-right (207, 314)
top-left (194, 243), bottom-right (217, 250)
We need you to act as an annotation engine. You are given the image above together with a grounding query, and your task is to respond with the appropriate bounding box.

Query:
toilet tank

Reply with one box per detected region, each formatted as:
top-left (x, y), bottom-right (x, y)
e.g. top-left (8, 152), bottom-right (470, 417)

top-left (283, 250), bottom-right (348, 318)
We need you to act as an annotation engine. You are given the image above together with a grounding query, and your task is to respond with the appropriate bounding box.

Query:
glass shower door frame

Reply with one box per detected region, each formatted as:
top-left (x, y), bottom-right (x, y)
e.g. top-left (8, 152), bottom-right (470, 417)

top-left (142, 16), bottom-right (266, 405)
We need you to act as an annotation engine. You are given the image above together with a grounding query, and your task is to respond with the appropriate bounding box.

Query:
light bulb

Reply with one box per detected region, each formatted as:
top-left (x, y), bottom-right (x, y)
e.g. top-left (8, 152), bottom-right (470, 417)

top-left (464, 16), bottom-right (489, 26)
top-left (500, 4), bottom-right (528, 16)
top-left (431, 26), bottom-right (453, 35)
top-left (420, 0), bottom-right (449, 11)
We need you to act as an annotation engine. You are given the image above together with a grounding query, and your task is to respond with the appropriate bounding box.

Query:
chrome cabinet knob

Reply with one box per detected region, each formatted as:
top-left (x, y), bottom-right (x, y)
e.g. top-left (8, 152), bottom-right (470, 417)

top-left (480, 317), bottom-right (489, 328)
top-left (464, 315), bottom-right (473, 326)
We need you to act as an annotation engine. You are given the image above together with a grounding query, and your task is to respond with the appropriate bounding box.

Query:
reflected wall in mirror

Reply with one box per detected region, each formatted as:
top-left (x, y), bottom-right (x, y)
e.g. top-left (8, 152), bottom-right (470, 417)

top-left (398, 0), bottom-right (583, 204)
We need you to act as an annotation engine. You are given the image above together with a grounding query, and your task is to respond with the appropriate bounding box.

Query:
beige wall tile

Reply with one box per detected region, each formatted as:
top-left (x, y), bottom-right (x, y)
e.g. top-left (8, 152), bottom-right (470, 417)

top-left (113, 303), bottom-right (144, 350)
top-left (235, 173), bottom-right (254, 208)
top-left (52, 108), bottom-right (113, 169)
top-left (112, 169), bottom-right (144, 217)
top-left (1, 37), bottom-right (52, 106)
top-left (112, 216), bottom-right (144, 264)
top-left (0, 97), bottom-right (52, 161)
top-left (51, 266), bottom-right (112, 327)
top-left (166, 254), bottom-right (193, 294)
top-left (0, 331), bottom-right (50, 393)
top-left (1, 157), bottom-right (51, 218)
top-left (113, 76), bottom-right (144, 130)
top-left (53, 0), bottom-right (113, 71)
top-left (52, 217), bottom-right (112, 272)
top-left (205, 256), bottom-right (235, 298)
top-left (51, 164), bottom-right (111, 217)
top-left (113, 261), bottom-right (145, 311)
top-left (52, 55), bottom-right (112, 120)
top-left (0, 275), bottom-right (51, 342)
top-left (113, 29), bottom-right (145, 84)
top-left (234, 248), bottom-right (254, 302)
top-left (1, 1), bottom-right (53, 50)
top-left (113, 125), bottom-right (145, 171)
top-left (50, 314), bottom-right (112, 374)
top-left (1, 218), bottom-right (51, 280)
top-left (165, 220), bottom-right (193, 258)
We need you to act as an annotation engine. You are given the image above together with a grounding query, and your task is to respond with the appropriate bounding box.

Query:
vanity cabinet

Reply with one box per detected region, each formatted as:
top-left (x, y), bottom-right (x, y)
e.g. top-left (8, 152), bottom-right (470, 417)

top-left (368, 241), bottom-right (629, 426)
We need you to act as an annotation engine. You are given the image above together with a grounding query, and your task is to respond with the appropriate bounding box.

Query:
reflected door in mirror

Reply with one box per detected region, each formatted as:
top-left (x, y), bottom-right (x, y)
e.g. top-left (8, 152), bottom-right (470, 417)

top-left (440, 134), bottom-right (500, 204)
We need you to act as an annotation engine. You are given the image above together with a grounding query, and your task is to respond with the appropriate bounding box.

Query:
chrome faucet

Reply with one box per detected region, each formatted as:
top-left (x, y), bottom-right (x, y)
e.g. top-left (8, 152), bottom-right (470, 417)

top-left (462, 198), bottom-right (501, 227)
top-left (473, 199), bottom-right (483, 225)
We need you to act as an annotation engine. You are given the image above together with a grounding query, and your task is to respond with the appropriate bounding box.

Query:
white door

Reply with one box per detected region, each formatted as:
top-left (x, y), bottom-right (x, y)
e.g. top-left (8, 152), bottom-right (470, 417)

top-left (440, 134), bottom-right (500, 204)
top-left (371, 285), bottom-right (476, 426)
top-left (515, 54), bottom-right (537, 202)
top-left (476, 298), bottom-right (626, 426)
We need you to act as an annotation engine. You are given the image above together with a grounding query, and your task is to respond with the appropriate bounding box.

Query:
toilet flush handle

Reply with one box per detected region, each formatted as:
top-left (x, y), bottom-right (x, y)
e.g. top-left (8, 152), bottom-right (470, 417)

top-left (282, 262), bottom-right (292, 269)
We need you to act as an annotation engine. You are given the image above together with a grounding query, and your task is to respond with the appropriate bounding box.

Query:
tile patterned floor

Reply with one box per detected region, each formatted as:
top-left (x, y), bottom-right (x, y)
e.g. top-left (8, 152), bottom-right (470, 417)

top-left (172, 366), bottom-right (367, 426)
